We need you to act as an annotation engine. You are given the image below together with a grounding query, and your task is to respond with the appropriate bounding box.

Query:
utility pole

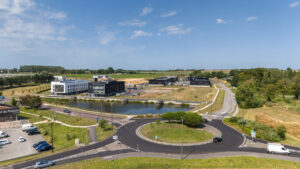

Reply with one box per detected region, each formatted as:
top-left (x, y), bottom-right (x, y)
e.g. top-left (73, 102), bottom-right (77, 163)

top-left (51, 112), bottom-right (54, 152)
top-left (181, 117), bottom-right (183, 160)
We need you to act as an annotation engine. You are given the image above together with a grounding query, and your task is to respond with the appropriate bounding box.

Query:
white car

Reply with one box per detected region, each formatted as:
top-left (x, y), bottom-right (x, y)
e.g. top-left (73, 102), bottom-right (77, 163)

top-left (267, 143), bottom-right (290, 155)
top-left (0, 139), bottom-right (11, 145)
top-left (17, 137), bottom-right (26, 142)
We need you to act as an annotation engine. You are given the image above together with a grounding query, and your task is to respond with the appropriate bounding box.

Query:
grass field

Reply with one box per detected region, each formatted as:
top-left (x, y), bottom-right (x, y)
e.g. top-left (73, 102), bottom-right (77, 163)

top-left (195, 89), bottom-right (225, 114)
top-left (140, 122), bottom-right (214, 143)
top-left (52, 156), bottom-right (300, 169)
top-left (1, 84), bottom-right (50, 96)
top-left (21, 108), bottom-right (97, 126)
top-left (116, 86), bottom-right (217, 102)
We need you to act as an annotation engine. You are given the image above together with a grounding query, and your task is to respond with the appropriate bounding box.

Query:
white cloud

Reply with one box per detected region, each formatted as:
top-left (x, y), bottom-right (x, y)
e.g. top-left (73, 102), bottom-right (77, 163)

top-left (160, 11), bottom-right (177, 18)
top-left (216, 18), bottom-right (226, 24)
top-left (118, 19), bottom-right (147, 27)
top-left (45, 11), bottom-right (66, 20)
top-left (140, 6), bottom-right (153, 16)
top-left (246, 16), bottom-right (257, 22)
top-left (0, 0), bottom-right (10, 10)
top-left (160, 24), bottom-right (191, 35)
top-left (131, 30), bottom-right (152, 39)
top-left (97, 28), bottom-right (116, 45)
top-left (290, 1), bottom-right (300, 8)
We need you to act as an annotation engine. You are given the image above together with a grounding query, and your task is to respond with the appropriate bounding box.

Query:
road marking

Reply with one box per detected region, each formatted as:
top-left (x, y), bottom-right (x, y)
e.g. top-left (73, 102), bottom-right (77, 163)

top-left (239, 134), bottom-right (247, 148)
top-left (103, 156), bottom-right (112, 159)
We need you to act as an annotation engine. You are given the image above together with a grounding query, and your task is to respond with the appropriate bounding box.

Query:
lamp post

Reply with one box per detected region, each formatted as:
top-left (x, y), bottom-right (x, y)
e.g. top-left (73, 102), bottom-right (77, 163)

top-left (181, 117), bottom-right (183, 160)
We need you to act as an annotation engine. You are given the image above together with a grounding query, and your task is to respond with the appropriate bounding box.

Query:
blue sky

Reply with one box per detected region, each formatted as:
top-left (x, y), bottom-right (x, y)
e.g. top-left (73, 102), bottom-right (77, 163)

top-left (0, 0), bottom-right (300, 70)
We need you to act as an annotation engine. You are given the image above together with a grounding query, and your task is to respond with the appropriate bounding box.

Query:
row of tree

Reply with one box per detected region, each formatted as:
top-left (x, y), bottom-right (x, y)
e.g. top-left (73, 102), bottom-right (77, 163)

top-left (190, 70), bottom-right (229, 79)
top-left (230, 68), bottom-right (300, 108)
top-left (0, 72), bottom-right (53, 89)
top-left (162, 111), bottom-right (204, 127)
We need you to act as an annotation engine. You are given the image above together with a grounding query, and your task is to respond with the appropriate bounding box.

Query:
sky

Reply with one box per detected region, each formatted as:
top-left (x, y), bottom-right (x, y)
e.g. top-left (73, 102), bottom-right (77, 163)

top-left (0, 0), bottom-right (300, 70)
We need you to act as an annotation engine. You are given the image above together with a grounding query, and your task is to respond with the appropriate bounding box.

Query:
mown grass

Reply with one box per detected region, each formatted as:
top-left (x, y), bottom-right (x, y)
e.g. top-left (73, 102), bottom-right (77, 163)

top-left (21, 108), bottom-right (97, 126)
top-left (196, 89), bottom-right (225, 114)
top-left (140, 122), bottom-right (213, 143)
top-left (18, 112), bottom-right (44, 123)
top-left (52, 156), bottom-right (300, 169)
top-left (2, 84), bottom-right (50, 96)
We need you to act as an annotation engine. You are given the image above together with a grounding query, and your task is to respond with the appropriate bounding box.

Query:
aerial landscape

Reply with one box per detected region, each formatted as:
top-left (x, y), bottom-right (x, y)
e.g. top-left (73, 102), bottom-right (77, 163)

top-left (1, 0), bottom-right (300, 169)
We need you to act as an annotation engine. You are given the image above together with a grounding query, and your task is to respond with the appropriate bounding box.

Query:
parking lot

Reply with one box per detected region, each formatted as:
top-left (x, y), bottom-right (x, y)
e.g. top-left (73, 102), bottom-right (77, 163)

top-left (0, 128), bottom-right (44, 162)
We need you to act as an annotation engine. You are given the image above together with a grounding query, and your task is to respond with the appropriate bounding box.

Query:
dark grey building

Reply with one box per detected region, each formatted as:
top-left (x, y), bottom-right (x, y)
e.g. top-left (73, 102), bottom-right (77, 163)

top-left (0, 104), bottom-right (20, 122)
top-left (188, 77), bottom-right (211, 86)
top-left (149, 76), bottom-right (178, 85)
top-left (88, 80), bottom-right (125, 97)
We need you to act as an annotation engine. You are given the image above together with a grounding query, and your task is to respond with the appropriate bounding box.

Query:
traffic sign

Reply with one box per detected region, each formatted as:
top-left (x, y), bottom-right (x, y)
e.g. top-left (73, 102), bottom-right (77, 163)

top-left (155, 136), bottom-right (158, 140)
top-left (251, 130), bottom-right (256, 138)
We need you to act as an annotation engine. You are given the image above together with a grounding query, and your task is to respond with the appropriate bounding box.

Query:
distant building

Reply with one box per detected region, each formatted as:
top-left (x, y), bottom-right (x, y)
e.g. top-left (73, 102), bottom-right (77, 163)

top-left (149, 76), bottom-right (178, 86)
top-left (89, 80), bottom-right (125, 97)
top-left (0, 104), bottom-right (19, 122)
top-left (187, 77), bottom-right (211, 86)
top-left (54, 76), bottom-right (66, 81)
top-left (51, 80), bottom-right (89, 95)
top-left (93, 75), bottom-right (111, 82)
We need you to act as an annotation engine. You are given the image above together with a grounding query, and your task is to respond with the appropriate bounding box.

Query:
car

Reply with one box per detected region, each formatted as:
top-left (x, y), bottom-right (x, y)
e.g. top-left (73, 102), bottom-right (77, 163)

top-left (37, 145), bottom-right (53, 152)
top-left (28, 130), bottom-right (41, 135)
top-left (22, 124), bottom-right (36, 131)
top-left (33, 141), bottom-right (47, 148)
top-left (0, 139), bottom-right (11, 145)
top-left (26, 128), bottom-right (39, 133)
top-left (213, 137), bottom-right (223, 143)
top-left (63, 109), bottom-right (71, 113)
top-left (267, 143), bottom-right (290, 155)
top-left (34, 160), bottom-right (55, 169)
top-left (0, 131), bottom-right (9, 138)
top-left (203, 118), bottom-right (208, 123)
top-left (17, 137), bottom-right (26, 142)
top-left (35, 142), bottom-right (49, 150)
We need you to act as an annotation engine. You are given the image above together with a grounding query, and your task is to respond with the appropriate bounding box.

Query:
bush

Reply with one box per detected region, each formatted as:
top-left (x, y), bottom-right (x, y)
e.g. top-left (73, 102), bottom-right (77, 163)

top-left (135, 115), bottom-right (145, 118)
top-left (229, 117), bottom-right (238, 123)
top-left (183, 113), bottom-right (203, 127)
top-left (66, 133), bottom-right (71, 141)
top-left (155, 120), bottom-right (160, 124)
top-left (277, 125), bottom-right (286, 140)
top-left (11, 98), bottom-right (17, 106)
top-left (162, 112), bottom-right (175, 123)
top-left (145, 114), bottom-right (153, 118)
top-left (175, 111), bottom-right (186, 121)
top-left (99, 119), bottom-right (107, 129)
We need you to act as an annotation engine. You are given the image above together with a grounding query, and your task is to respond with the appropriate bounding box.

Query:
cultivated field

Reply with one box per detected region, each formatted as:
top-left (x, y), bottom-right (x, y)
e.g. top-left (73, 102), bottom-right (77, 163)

top-left (1, 84), bottom-right (50, 96)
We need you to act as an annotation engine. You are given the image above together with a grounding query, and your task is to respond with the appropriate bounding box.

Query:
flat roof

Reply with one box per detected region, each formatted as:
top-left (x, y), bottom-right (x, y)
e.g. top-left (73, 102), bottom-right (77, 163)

top-left (0, 106), bottom-right (9, 110)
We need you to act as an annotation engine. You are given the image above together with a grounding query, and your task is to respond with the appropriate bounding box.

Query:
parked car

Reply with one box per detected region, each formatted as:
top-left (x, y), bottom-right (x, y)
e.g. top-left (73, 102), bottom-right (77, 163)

top-left (63, 109), bottom-right (71, 113)
top-left (34, 161), bottom-right (55, 169)
top-left (267, 143), bottom-right (290, 155)
top-left (35, 142), bottom-right (49, 150)
top-left (37, 145), bottom-right (53, 152)
top-left (28, 130), bottom-right (41, 135)
top-left (0, 139), bottom-right (11, 145)
top-left (33, 141), bottom-right (47, 148)
top-left (213, 137), bottom-right (223, 143)
top-left (0, 131), bottom-right (9, 138)
top-left (22, 124), bottom-right (36, 131)
top-left (17, 137), bottom-right (26, 142)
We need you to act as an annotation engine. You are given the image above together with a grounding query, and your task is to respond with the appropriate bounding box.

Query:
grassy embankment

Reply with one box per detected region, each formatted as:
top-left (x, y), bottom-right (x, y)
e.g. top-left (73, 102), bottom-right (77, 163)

top-left (140, 122), bottom-right (213, 143)
top-left (193, 89), bottom-right (225, 114)
top-left (52, 156), bottom-right (300, 169)
top-left (1, 84), bottom-right (50, 96)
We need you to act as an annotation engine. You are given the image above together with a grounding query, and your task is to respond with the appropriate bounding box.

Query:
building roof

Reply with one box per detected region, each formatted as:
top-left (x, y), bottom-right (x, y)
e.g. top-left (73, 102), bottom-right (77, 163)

top-left (52, 80), bottom-right (89, 84)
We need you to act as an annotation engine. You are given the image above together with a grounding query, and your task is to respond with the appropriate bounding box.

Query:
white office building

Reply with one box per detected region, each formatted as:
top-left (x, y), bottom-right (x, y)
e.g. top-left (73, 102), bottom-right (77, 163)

top-left (51, 80), bottom-right (89, 95)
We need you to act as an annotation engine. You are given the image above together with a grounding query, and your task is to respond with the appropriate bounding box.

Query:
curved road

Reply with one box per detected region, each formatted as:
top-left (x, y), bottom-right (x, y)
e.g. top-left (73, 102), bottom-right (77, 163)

top-left (11, 84), bottom-right (300, 169)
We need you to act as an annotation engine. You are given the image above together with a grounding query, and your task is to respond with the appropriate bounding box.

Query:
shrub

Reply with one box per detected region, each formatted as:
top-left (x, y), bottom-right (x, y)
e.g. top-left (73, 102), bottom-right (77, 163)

top-left (183, 113), bottom-right (203, 127)
top-left (175, 111), bottom-right (186, 121)
top-left (11, 98), bottom-right (17, 106)
top-left (135, 115), bottom-right (145, 118)
top-left (162, 112), bottom-right (175, 123)
top-left (145, 114), bottom-right (153, 118)
top-left (155, 119), bottom-right (160, 124)
top-left (99, 119), bottom-right (107, 129)
top-left (277, 125), bottom-right (287, 140)
top-left (229, 117), bottom-right (239, 123)
top-left (66, 133), bottom-right (71, 141)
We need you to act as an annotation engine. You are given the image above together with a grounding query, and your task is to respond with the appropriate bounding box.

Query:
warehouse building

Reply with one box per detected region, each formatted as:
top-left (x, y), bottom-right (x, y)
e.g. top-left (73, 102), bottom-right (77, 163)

top-left (89, 80), bottom-right (125, 97)
top-left (51, 79), bottom-right (89, 95)
top-left (0, 104), bottom-right (19, 122)
top-left (149, 76), bottom-right (178, 86)
top-left (187, 77), bottom-right (211, 86)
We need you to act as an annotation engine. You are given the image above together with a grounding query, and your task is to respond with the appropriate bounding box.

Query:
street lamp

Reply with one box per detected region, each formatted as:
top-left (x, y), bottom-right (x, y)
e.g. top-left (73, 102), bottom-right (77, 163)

top-left (51, 112), bottom-right (54, 152)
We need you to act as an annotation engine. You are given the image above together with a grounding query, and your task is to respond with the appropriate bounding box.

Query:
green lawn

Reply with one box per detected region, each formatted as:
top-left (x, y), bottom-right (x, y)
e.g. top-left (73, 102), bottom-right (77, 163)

top-left (140, 122), bottom-right (213, 143)
top-left (51, 156), bottom-right (300, 169)
top-left (21, 108), bottom-right (97, 126)
top-left (96, 126), bottom-right (115, 142)
top-left (18, 112), bottom-right (44, 123)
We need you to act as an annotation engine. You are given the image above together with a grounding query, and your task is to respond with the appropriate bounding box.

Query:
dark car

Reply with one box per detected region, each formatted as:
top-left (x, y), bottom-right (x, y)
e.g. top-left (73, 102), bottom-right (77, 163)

top-left (35, 142), bottom-right (49, 150)
top-left (213, 137), bottom-right (223, 143)
top-left (26, 128), bottom-right (38, 133)
top-left (203, 118), bottom-right (208, 123)
top-left (28, 130), bottom-right (41, 135)
top-left (33, 141), bottom-right (47, 148)
top-left (63, 109), bottom-right (71, 113)
top-left (38, 145), bottom-right (53, 152)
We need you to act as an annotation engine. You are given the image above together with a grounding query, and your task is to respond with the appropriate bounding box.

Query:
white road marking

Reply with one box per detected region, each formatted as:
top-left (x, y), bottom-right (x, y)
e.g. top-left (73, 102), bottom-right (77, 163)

top-left (103, 156), bottom-right (112, 159)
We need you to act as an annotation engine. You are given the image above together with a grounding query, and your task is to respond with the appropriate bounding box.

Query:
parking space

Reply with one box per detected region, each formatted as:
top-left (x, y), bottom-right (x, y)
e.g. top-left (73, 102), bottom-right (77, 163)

top-left (0, 128), bottom-right (44, 162)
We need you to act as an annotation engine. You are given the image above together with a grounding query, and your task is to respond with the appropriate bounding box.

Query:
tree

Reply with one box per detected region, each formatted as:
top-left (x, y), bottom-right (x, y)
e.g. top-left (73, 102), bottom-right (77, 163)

top-left (162, 112), bottom-right (175, 123)
top-left (276, 125), bottom-right (286, 140)
top-left (236, 83), bottom-right (264, 108)
top-left (19, 95), bottom-right (42, 110)
top-left (293, 74), bottom-right (300, 100)
top-left (99, 119), bottom-right (107, 129)
top-left (0, 91), bottom-right (2, 96)
top-left (174, 111), bottom-right (186, 121)
top-left (11, 98), bottom-right (17, 106)
top-left (183, 113), bottom-right (204, 127)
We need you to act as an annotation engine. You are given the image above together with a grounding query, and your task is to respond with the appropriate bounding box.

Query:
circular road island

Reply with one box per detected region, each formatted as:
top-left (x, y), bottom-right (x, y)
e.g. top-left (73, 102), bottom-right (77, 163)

top-left (139, 121), bottom-right (214, 144)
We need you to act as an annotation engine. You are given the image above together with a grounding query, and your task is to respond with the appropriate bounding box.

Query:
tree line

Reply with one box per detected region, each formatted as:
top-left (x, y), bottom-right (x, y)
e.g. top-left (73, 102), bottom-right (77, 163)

top-left (229, 68), bottom-right (300, 108)
top-left (0, 72), bottom-right (53, 89)
top-left (190, 70), bottom-right (229, 79)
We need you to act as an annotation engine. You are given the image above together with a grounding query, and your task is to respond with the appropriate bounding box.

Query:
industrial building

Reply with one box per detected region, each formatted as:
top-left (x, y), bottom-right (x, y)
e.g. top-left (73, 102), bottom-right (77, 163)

top-left (51, 77), bottom-right (89, 95)
top-left (89, 80), bottom-right (125, 97)
top-left (0, 104), bottom-right (19, 122)
top-left (187, 77), bottom-right (211, 86)
top-left (148, 76), bottom-right (178, 85)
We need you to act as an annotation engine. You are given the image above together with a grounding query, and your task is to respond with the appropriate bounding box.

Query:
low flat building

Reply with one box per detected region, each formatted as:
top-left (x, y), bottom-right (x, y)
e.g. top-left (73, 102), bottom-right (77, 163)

top-left (0, 104), bottom-right (19, 122)
top-left (149, 76), bottom-right (178, 86)
top-left (89, 80), bottom-right (125, 97)
top-left (187, 77), bottom-right (211, 86)
top-left (51, 80), bottom-right (89, 95)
